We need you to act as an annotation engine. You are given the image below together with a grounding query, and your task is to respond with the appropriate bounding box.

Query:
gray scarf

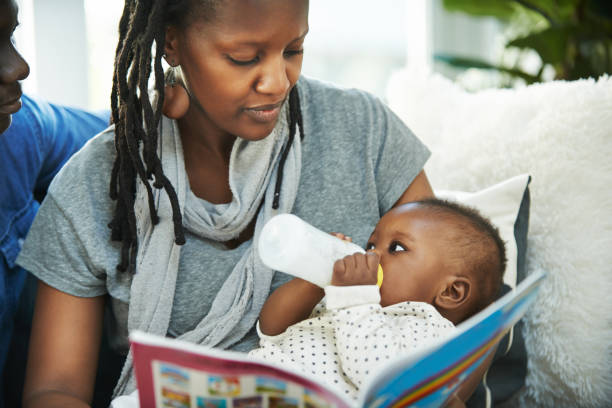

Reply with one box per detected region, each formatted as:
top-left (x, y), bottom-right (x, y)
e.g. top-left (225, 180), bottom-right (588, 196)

top-left (113, 102), bottom-right (301, 396)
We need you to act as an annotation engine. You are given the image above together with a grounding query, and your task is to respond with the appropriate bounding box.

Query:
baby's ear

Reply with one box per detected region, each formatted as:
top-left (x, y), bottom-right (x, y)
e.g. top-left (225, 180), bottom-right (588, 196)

top-left (435, 276), bottom-right (471, 311)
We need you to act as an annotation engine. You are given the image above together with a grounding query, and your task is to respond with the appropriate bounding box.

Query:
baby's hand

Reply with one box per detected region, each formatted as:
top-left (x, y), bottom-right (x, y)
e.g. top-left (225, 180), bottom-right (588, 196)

top-left (332, 252), bottom-right (380, 286)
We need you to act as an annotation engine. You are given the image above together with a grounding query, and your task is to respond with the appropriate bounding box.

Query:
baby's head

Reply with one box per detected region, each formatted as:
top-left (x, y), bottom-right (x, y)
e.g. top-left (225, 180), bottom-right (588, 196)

top-left (367, 198), bottom-right (506, 324)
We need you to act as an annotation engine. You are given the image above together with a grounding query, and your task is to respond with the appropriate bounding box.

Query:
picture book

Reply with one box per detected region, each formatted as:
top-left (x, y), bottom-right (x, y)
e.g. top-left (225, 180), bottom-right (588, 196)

top-left (130, 271), bottom-right (545, 408)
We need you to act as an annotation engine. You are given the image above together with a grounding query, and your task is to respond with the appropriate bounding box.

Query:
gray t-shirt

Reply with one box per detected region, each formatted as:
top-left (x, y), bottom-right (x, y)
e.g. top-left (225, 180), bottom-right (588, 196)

top-left (17, 76), bottom-right (430, 354)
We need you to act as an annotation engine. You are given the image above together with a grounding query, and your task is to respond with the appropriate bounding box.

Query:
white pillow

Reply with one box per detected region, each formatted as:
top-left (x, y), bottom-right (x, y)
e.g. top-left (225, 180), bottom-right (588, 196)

top-left (436, 173), bottom-right (531, 289)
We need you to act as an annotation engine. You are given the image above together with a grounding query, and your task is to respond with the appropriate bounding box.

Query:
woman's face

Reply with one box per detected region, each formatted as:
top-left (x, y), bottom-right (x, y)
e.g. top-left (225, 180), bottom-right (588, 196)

top-left (169, 0), bottom-right (309, 142)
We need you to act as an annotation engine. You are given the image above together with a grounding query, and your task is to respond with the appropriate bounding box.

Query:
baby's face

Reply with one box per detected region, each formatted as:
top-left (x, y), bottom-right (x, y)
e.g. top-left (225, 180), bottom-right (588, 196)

top-left (366, 204), bottom-right (452, 307)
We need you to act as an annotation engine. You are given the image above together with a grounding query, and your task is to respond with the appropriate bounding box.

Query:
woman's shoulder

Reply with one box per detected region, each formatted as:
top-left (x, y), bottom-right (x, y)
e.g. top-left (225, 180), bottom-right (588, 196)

top-left (297, 76), bottom-right (391, 131)
top-left (47, 125), bottom-right (116, 206)
top-left (298, 76), bottom-right (383, 109)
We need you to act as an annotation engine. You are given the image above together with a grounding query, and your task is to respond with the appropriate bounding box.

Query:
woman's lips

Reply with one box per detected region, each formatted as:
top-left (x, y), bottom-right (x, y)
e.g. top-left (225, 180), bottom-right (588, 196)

top-left (243, 103), bottom-right (282, 123)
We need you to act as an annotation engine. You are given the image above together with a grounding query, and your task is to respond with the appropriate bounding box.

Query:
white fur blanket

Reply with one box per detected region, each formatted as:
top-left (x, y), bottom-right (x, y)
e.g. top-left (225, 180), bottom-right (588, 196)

top-left (386, 69), bottom-right (612, 408)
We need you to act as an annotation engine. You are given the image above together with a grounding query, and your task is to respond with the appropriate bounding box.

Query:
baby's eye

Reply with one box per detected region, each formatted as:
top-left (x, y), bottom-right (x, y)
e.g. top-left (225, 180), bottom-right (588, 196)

top-left (366, 243), bottom-right (375, 250)
top-left (389, 242), bottom-right (406, 253)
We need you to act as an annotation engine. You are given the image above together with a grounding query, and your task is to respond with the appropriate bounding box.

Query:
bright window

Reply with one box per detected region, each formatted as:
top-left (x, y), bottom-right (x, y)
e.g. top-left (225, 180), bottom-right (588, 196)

top-left (16, 1), bottom-right (502, 110)
top-left (82, 0), bottom-right (418, 109)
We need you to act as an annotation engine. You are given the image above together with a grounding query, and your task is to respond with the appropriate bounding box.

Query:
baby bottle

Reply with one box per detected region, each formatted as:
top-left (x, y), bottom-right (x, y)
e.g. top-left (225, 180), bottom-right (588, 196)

top-left (258, 213), bottom-right (366, 288)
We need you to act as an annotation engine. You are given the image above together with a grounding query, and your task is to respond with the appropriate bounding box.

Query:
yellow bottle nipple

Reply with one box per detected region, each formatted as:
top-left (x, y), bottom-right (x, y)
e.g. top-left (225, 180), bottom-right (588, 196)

top-left (377, 264), bottom-right (384, 287)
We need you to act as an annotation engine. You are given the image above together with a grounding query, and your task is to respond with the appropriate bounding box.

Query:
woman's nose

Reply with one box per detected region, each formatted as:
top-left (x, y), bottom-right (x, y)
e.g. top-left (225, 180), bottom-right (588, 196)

top-left (255, 56), bottom-right (290, 97)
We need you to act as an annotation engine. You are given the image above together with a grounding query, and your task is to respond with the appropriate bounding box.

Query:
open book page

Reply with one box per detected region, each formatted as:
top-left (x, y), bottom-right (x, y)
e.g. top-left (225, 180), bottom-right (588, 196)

top-left (131, 331), bottom-right (354, 408)
top-left (130, 271), bottom-right (544, 408)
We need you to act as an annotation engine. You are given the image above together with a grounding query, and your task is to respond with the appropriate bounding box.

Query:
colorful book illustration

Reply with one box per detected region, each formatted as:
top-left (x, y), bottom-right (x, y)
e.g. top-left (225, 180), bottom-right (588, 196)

top-left (131, 271), bottom-right (545, 408)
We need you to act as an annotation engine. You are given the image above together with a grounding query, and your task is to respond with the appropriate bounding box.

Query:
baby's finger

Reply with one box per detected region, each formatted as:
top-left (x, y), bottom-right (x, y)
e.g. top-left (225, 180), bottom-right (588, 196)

top-left (365, 251), bottom-right (380, 272)
top-left (348, 253), bottom-right (360, 271)
top-left (352, 253), bottom-right (369, 269)
top-left (333, 258), bottom-right (346, 275)
top-left (332, 258), bottom-right (350, 285)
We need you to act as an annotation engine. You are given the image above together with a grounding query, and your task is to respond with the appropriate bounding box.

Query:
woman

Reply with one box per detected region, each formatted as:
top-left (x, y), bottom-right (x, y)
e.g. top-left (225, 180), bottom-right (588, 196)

top-left (18, 1), bottom-right (438, 406)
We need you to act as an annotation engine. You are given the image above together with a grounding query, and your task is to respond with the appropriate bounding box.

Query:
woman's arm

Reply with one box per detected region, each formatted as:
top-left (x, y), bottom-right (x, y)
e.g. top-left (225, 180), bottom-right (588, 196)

top-left (393, 170), bottom-right (435, 206)
top-left (23, 281), bottom-right (105, 408)
top-left (258, 278), bottom-right (324, 336)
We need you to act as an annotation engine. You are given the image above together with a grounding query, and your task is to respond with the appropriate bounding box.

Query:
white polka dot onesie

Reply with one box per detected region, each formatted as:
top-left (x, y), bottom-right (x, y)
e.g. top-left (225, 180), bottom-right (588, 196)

top-left (249, 285), bottom-right (455, 400)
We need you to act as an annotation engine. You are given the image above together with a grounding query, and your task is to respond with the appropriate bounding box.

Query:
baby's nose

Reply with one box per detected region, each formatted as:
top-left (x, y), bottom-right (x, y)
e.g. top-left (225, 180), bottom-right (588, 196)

top-left (366, 249), bottom-right (382, 260)
top-left (367, 247), bottom-right (380, 254)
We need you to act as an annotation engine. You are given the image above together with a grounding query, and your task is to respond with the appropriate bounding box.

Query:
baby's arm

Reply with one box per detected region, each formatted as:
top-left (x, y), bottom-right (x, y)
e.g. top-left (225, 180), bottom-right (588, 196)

top-left (258, 232), bottom-right (357, 336)
top-left (327, 252), bottom-right (392, 388)
top-left (258, 278), bottom-right (324, 336)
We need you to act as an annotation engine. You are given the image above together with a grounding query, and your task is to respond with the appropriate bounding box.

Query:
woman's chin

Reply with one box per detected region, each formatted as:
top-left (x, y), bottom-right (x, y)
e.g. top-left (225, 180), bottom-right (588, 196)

top-left (236, 121), bottom-right (281, 142)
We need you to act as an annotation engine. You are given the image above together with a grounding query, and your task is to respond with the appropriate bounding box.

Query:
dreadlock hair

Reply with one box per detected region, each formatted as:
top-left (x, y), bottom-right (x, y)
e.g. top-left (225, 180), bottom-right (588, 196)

top-left (413, 198), bottom-right (507, 318)
top-left (109, 0), bottom-right (304, 274)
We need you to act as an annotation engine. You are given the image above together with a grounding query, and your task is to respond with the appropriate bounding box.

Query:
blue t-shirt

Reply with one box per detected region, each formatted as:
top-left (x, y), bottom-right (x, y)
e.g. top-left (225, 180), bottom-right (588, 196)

top-left (0, 94), bottom-right (109, 404)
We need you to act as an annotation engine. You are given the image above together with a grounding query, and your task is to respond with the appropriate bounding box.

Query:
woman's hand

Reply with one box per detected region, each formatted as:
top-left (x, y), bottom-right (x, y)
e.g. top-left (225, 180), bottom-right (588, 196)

top-left (445, 394), bottom-right (467, 408)
top-left (330, 232), bottom-right (352, 242)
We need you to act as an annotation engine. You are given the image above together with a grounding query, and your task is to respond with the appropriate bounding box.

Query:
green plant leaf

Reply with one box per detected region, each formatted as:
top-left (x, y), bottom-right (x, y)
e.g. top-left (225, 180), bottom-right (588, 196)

top-left (438, 0), bottom-right (612, 82)
top-left (442, 0), bottom-right (517, 21)
top-left (507, 26), bottom-right (571, 64)
top-left (441, 0), bottom-right (583, 24)
top-left (434, 53), bottom-right (541, 83)
top-left (517, 0), bottom-right (581, 21)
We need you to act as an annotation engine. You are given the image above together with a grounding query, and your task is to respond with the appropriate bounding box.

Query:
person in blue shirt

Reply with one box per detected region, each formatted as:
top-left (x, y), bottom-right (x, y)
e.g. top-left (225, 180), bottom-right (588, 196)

top-left (0, 0), bottom-right (110, 406)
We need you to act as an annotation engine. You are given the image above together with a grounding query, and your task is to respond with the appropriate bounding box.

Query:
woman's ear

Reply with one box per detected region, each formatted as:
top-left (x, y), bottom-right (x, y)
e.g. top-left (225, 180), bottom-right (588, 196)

top-left (162, 26), bottom-right (190, 120)
top-left (435, 276), bottom-right (471, 311)
top-left (164, 26), bottom-right (180, 67)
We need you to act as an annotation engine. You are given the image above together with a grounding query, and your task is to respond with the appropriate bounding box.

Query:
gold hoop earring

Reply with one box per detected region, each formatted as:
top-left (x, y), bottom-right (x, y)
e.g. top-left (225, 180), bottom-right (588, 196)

top-left (162, 66), bottom-right (190, 119)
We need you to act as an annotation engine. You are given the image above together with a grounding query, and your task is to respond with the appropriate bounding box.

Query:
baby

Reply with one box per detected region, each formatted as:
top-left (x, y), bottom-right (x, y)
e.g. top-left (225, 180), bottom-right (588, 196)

top-left (249, 198), bottom-right (506, 400)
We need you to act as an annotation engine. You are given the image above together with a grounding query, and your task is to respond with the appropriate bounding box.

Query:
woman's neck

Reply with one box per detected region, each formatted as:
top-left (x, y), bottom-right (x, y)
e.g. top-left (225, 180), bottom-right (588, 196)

top-left (177, 104), bottom-right (235, 161)
top-left (176, 106), bottom-right (236, 203)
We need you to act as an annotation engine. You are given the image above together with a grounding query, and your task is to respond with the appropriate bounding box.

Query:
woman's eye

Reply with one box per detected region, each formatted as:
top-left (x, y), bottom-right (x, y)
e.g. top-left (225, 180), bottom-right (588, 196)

top-left (284, 49), bottom-right (304, 58)
top-left (228, 55), bottom-right (259, 66)
top-left (389, 242), bottom-right (406, 253)
top-left (366, 243), bottom-right (375, 250)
